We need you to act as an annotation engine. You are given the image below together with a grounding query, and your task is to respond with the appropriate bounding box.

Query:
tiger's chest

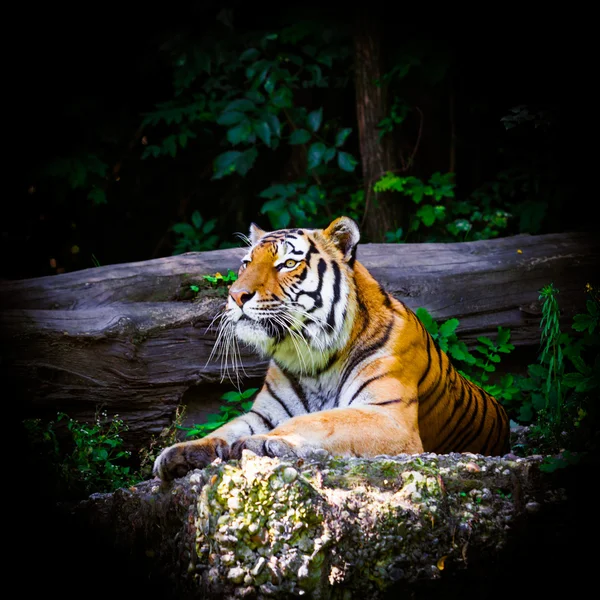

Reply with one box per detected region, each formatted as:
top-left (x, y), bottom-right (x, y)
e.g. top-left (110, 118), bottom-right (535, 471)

top-left (297, 372), bottom-right (342, 411)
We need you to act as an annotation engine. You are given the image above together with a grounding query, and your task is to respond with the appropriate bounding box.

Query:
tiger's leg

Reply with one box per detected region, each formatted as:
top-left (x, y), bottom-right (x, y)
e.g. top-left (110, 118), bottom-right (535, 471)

top-left (153, 386), bottom-right (291, 481)
top-left (230, 400), bottom-right (423, 460)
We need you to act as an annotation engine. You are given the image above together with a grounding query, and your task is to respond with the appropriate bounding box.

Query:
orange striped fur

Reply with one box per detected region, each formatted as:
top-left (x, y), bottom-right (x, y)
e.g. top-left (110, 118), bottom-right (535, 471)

top-left (154, 217), bottom-right (510, 481)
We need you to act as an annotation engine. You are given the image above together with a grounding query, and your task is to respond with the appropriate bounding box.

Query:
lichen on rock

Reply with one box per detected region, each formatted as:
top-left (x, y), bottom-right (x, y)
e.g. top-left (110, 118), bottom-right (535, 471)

top-left (194, 452), bottom-right (331, 598)
top-left (184, 450), bottom-right (548, 599)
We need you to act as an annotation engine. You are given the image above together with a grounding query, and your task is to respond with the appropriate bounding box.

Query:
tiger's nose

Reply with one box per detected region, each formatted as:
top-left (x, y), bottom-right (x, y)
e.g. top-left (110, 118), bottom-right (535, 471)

top-left (230, 289), bottom-right (256, 308)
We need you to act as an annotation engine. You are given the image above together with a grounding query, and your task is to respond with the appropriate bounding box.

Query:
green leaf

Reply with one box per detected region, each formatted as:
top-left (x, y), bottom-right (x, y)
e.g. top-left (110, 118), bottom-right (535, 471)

top-left (260, 184), bottom-right (289, 199)
top-left (323, 147), bottom-right (336, 163)
top-left (528, 363), bottom-right (547, 378)
top-left (264, 76), bottom-right (276, 95)
top-left (416, 204), bottom-right (436, 227)
top-left (203, 219), bottom-right (217, 234)
top-left (221, 391), bottom-right (242, 402)
top-left (477, 337), bottom-right (494, 347)
top-left (417, 306), bottom-right (437, 333)
top-left (307, 107), bottom-right (323, 132)
top-left (496, 327), bottom-right (511, 347)
top-left (335, 128), bottom-right (352, 147)
top-left (245, 90), bottom-right (265, 104)
top-left (241, 387), bottom-right (259, 399)
top-left (271, 86), bottom-right (293, 108)
top-left (531, 393), bottom-right (546, 411)
top-left (172, 223), bottom-right (196, 237)
top-left (562, 372), bottom-right (586, 388)
top-left (227, 121), bottom-right (252, 146)
top-left (240, 48), bottom-right (260, 62)
top-left (439, 318), bottom-right (459, 337)
top-left (573, 313), bottom-right (595, 334)
top-left (268, 208), bottom-right (291, 229)
top-left (223, 98), bottom-right (255, 113)
top-left (449, 346), bottom-right (465, 361)
top-left (307, 142), bottom-right (326, 169)
top-left (289, 129), bottom-right (311, 144)
top-left (261, 198), bottom-right (287, 213)
top-left (235, 148), bottom-right (258, 176)
top-left (518, 403), bottom-right (533, 422)
top-left (337, 151), bottom-right (358, 172)
top-left (265, 114), bottom-right (281, 138)
top-left (217, 111), bottom-right (246, 126)
top-left (213, 151), bottom-right (242, 179)
top-left (242, 401), bottom-right (254, 411)
top-left (253, 121), bottom-right (272, 147)
top-left (191, 211), bottom-right (203, 229)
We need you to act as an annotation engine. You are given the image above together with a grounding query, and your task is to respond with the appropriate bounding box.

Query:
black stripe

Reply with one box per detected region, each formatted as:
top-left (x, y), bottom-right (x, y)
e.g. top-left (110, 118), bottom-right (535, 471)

top-left (348, 245), bottom-right (357, 268)
top-left (374, 398), bottom-right (417, 407)
top-left (283, 372), bottom-right (311, 413)
top-left (297, 258), bottom-right (326, 311)
top-left (420, 344), bottom-right (445, 403)
top-left (458, 384), bottom-right (489, 452)
top-left (265, 382), bottom-right (294, 418)
top-left (326, 261), bottom-right (342, 331)
top-left (348, 374), bottom-right (386, 405)
top-left (241, 417), bottom-right (255, 435)
top-left (438, 383), bottom-right (477, 452)
top-left (484, 399), bottom-right (507, 456)
top-left (431, 384), bottom-right (465, 450)
top-left (417, 332), bottom-right (433, 387)
top-left (250, 409), bottom-right (275, 431)
top-left (337, 317), bottom-right (395, 398)
top-left (377, 282), bottom-right (391, 308)
top-left (495, 404), bottom-right (510, 454)
top-left (419, 350), bottom-right (451, 421)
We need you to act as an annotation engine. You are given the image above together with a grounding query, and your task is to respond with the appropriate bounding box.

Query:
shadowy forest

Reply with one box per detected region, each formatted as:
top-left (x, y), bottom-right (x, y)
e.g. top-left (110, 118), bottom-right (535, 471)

top-left (13, 4), bottom-right (590, 281)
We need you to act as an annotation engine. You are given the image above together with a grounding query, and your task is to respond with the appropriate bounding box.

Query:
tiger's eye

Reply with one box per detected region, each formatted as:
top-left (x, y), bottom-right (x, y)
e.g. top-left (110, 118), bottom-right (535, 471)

top-left (285, 259), bottom-right (297, 268)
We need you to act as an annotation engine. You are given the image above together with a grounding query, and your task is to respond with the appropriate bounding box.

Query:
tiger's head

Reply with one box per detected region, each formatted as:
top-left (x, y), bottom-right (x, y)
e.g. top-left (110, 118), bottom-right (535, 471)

top-left (216, 216), bottom-right (360, 375)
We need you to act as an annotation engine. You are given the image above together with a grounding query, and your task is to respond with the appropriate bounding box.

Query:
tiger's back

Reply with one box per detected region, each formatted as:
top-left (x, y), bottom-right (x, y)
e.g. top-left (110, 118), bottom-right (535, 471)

top-left (153, 217), bottom-right (510, 481)
top-left (333, 259), bottom-right (510, 456)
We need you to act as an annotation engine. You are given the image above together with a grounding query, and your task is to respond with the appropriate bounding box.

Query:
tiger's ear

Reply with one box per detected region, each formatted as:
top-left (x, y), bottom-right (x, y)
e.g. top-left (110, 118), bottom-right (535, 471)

top-left (323, 216), bottom-right (360, 263)
top-left (249, 223), bottom-right (267, 245)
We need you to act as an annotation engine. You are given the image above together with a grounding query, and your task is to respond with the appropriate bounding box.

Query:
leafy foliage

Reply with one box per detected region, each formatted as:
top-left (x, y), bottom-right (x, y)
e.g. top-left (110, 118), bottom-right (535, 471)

top-left (375, 171), bottom-right (517, 242)
top-left (172, 210), bottom-right (220, 254)
top-left (140, 20), bottom-right (360, 235)
top-left (178, 387), bottom-right (259, 439)
top-left (24, 410), bottom-right (134, 497)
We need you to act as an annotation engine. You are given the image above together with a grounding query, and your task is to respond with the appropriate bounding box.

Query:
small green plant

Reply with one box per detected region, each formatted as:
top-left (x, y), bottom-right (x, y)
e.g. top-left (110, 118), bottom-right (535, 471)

top-left (203, 269), bottom-right (238, 286)
top-left (172, 210), bottom-right (219, 254)
top-left (178, 387), bottom-right (259, 439)
top-left (24, 410), bottom-right (135, 497)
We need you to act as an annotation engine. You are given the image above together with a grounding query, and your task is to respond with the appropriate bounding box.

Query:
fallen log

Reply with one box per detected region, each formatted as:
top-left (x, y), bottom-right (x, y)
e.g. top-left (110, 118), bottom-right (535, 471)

top-left (63, 451), bottom-right (574, 599)
top-left (3, 232), bottom-right (598, 447)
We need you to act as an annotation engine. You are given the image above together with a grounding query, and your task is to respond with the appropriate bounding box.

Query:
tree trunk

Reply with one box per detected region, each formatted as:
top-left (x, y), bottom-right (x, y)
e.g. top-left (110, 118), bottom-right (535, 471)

top-left (353, 9), bottom-right (402, 242)
top-left (3, 232), bottom-right (598, 448)
top-left (58, 451), bottom-right (579, 599)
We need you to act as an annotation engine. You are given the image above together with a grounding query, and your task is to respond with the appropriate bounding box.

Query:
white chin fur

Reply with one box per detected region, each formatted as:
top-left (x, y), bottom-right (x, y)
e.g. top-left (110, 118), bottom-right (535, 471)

top-left (235, 319), bottom-right (272, 352)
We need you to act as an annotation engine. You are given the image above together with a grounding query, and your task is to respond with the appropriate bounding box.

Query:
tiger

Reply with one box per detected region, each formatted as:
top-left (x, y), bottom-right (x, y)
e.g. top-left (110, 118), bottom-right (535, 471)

top-left (153, 216), bottom-right (510, 481)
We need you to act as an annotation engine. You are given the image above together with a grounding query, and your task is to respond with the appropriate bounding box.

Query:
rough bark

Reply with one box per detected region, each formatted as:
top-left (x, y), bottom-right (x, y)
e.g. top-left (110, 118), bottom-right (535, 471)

top-left (353, 9), bottom-right (402, 241)
top-left (68, 451), bottom-right (568, 599)
top-left (3, 232), bottom-right (598, 447)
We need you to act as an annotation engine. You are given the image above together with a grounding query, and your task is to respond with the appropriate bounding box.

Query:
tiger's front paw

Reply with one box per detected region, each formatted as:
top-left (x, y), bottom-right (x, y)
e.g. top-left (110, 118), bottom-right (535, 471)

top-left (230, 435), bottom-right (316, 460)
top-left (153, 437), bottom-right (229, 481)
